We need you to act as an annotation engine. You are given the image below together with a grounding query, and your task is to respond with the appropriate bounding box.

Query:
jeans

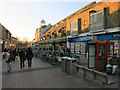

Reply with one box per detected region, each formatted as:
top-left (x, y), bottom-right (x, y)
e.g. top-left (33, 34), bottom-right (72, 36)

top-left (28, 59), bottom-right (32, 67)
top-left (112, 65), bottom-right (118, 74)
top-left (7, 62), bottom-right (11, 71)
top-left (20, 58), bottom-right (25, 69)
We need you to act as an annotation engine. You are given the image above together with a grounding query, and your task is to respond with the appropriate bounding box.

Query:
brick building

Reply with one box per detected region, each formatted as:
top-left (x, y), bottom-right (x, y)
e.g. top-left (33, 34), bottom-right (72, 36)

top-left (33, 1), bottom-right (120, 69)
top-left (0, 23), bottom-right (17, 51)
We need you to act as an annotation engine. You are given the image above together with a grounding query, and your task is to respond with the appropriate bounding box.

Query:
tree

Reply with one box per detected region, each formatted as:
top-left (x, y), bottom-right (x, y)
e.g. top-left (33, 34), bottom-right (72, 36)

top-left (15, 36), bottom-right (29, 48)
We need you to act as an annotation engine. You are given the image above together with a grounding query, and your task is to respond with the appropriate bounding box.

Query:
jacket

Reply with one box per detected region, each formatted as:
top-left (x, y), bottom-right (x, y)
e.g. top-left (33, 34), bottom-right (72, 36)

top-left (109, 57), bottom-right (119, 65)
top-left (26, 49), bottom-right (33, 59)
top-left (19, 50), bottom-right (26, 60)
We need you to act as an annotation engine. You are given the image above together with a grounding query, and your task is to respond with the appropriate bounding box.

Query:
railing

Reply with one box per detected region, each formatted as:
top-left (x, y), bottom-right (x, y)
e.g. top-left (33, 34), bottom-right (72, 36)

top-left (75, 64), bottom-right (115, 88)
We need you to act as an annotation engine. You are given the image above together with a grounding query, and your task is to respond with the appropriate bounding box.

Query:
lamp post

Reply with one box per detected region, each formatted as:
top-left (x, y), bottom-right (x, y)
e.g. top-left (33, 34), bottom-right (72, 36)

top-left (91, 13), bottom-right (94, 40)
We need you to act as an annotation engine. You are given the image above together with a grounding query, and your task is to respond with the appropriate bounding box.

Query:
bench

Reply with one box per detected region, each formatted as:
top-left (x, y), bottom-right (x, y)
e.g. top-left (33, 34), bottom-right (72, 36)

top-left (75, 64), bottom-right (115, 88)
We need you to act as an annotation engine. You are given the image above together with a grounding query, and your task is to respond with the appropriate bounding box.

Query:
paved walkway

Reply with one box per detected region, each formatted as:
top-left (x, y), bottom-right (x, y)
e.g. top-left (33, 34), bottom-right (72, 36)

top-left (2, 57), bottom-right (119, 89)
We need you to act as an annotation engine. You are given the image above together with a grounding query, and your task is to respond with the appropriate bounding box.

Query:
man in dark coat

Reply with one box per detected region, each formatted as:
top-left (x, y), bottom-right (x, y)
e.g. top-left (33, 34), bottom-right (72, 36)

top-left (12, 48), bottom-right (16, 61)
top-left (26, 47), bottom-right (33, 68)
top-left (19, 48), bottom-right (26, 69)
top-left (109, 53), bottom-right (119, 74)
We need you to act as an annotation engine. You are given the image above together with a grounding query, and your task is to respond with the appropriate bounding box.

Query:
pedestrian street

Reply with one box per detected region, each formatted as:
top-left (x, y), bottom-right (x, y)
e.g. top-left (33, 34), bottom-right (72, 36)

top-left (2, 57), bottom-right (119, 89)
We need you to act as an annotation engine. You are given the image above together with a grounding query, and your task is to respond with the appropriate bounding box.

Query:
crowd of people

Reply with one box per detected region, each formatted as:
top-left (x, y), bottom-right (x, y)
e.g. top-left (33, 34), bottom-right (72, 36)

top-left (2, 46), bottom-right (119, 75)
top-left (3, 47), bottom-right (33, 72)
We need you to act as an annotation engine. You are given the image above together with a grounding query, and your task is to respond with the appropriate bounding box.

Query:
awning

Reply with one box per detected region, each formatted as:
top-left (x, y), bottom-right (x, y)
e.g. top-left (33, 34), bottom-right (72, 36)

top-left (49, 36), bottom-right (66, 43)
top-left (39, 36), bottom-right (66, 44)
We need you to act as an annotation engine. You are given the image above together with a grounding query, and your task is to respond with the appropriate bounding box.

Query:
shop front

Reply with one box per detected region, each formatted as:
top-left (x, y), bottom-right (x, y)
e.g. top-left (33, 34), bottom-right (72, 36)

top-left (68, 33), bottom-right (120, 55)
top-left (68, 33), bottom-right (120, 70)
top-left (88, 40), bottom-right (114, 71)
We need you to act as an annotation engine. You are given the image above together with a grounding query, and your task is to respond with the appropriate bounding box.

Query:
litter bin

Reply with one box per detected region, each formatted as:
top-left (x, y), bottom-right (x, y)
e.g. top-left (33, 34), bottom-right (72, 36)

top-left (61, 57), bottom-right (69, 72)
top-left (66, 57), bottom-right (77, 75)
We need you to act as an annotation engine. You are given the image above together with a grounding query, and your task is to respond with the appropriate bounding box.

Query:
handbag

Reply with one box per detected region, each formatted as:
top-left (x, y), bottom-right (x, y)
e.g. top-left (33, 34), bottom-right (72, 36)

top-left (16, 56), bottom-right (18, 60)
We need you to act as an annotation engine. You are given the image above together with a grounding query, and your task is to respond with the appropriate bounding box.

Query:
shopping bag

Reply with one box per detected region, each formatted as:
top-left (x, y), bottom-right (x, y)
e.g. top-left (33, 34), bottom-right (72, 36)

top-left (16, 56), bottom-right (18, 60)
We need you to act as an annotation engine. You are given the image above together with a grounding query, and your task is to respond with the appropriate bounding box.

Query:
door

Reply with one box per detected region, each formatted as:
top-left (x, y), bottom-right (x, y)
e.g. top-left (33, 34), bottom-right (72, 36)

top-left (96, 43), bottom-right (106, 71)
top-left (88, 44), bottom-right (96, 69)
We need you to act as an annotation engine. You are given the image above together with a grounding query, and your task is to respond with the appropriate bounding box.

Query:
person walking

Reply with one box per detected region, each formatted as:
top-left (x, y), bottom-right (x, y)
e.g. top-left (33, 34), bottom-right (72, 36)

top-left (5, 49), bottom-right (13, 72)
top-left (12, 48), bottom-right (16, 61)
top-left (26, 47), bottom-right (33, 68)
top-left (19, 48), bottom-right (26, 69)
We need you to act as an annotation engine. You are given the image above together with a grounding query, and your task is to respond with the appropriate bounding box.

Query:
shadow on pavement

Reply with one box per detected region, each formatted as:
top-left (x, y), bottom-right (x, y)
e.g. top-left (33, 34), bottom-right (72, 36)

top-left (2, 66), bottom-right (57, 75)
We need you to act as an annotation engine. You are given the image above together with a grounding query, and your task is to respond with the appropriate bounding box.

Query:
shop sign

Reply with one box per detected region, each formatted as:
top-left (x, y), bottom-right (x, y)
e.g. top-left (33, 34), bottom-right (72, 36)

top-left (79, 36), bottom-right (97, 41)
top-left (112, 34), bottom-right (120, 37)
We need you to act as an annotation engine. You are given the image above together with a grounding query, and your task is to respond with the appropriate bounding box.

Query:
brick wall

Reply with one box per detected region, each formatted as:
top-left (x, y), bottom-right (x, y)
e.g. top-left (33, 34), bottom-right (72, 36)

top-left (66, 1), bottom-right (119, 33)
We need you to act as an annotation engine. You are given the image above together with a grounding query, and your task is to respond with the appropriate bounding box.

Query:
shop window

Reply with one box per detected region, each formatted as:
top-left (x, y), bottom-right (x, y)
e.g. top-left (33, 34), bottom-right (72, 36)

top-left (70, 42), bottom-right (75, 53)
top-left (70, 41), bottom-right (85, 54)
top-left (75, 42), bottom-right (80, 54)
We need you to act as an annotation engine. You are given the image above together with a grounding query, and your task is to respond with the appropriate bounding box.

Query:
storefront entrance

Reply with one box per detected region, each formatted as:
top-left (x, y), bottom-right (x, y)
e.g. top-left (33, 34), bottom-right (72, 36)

top-left (88, 40), bottom-right (114, 72)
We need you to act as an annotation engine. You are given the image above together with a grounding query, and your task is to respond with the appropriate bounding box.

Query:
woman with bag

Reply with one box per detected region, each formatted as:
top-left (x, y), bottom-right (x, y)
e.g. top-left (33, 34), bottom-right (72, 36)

top-left (5, 49), bottom-right (12, 72)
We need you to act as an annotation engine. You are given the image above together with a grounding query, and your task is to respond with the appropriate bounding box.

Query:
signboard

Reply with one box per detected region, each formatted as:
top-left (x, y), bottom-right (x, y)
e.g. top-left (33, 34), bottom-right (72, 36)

top-left (113, 34), bottom-right (120, 37)
top-left (75, 42), bottom-right (80, 54)
top-left (70, 42), bottom-right (74, 53)
top-left (68, 34), bottom-right (120, 42)
top-left (81, 42), bottom-right (85, 54)
top-left (110, 40), bottom-right (120, 57)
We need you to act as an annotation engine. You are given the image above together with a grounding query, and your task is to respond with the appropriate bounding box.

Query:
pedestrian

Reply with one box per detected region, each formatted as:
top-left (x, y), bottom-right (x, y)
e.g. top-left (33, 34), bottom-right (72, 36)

top-left (109, 53), bottom-right (119, 75)
top-left (4, 48), bottom-right (8, 52)
top-left (12, 48), bottom-right (16, 61)
top-left (19, 48), bottom-right (26, 69)
top-left (66, 47), bottom-right (70, 56)
top-left (26, 47), bottom-right (33, 68)
top-left (3, 48), bottom-right (8, 58)
top-left (5, 49), bottom-right (12, 72)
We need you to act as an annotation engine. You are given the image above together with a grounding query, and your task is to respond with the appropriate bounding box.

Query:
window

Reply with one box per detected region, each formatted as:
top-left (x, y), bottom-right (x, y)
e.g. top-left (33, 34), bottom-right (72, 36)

top-left (70, 19), bottom-right (78, 35)
top-left (75, 42), bottom-right (80, 54)
top-left (78, 19), bottom-right (81, 34)
top-left (89, 9), bottom-right (105, 32)
top-left (70, 19), bottom-right (81, 35)
top-left (70, 41), bottom-right (85, 54)
top-left (6, 31), bottom-right (8, 39)
top-left (70, 42), bottom-right (75, 53)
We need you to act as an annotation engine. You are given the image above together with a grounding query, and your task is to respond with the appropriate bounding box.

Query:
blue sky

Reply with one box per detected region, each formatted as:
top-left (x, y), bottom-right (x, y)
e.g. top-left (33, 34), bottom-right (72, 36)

top-left (1, 0), bottom-right (102, 41)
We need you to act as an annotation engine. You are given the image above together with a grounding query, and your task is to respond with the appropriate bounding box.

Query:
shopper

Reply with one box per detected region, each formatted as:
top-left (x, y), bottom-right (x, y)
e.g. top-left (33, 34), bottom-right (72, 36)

top-left (5, 49), bottom-right (12, 72)
top-left (19, 48), bottom-right (26, 69)
top-left (26, 47), bottom-right (33, 68)
top-left (12, 48), bottom-right (16, 61)
top-left (109, 53), bottom-right (119, 75)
